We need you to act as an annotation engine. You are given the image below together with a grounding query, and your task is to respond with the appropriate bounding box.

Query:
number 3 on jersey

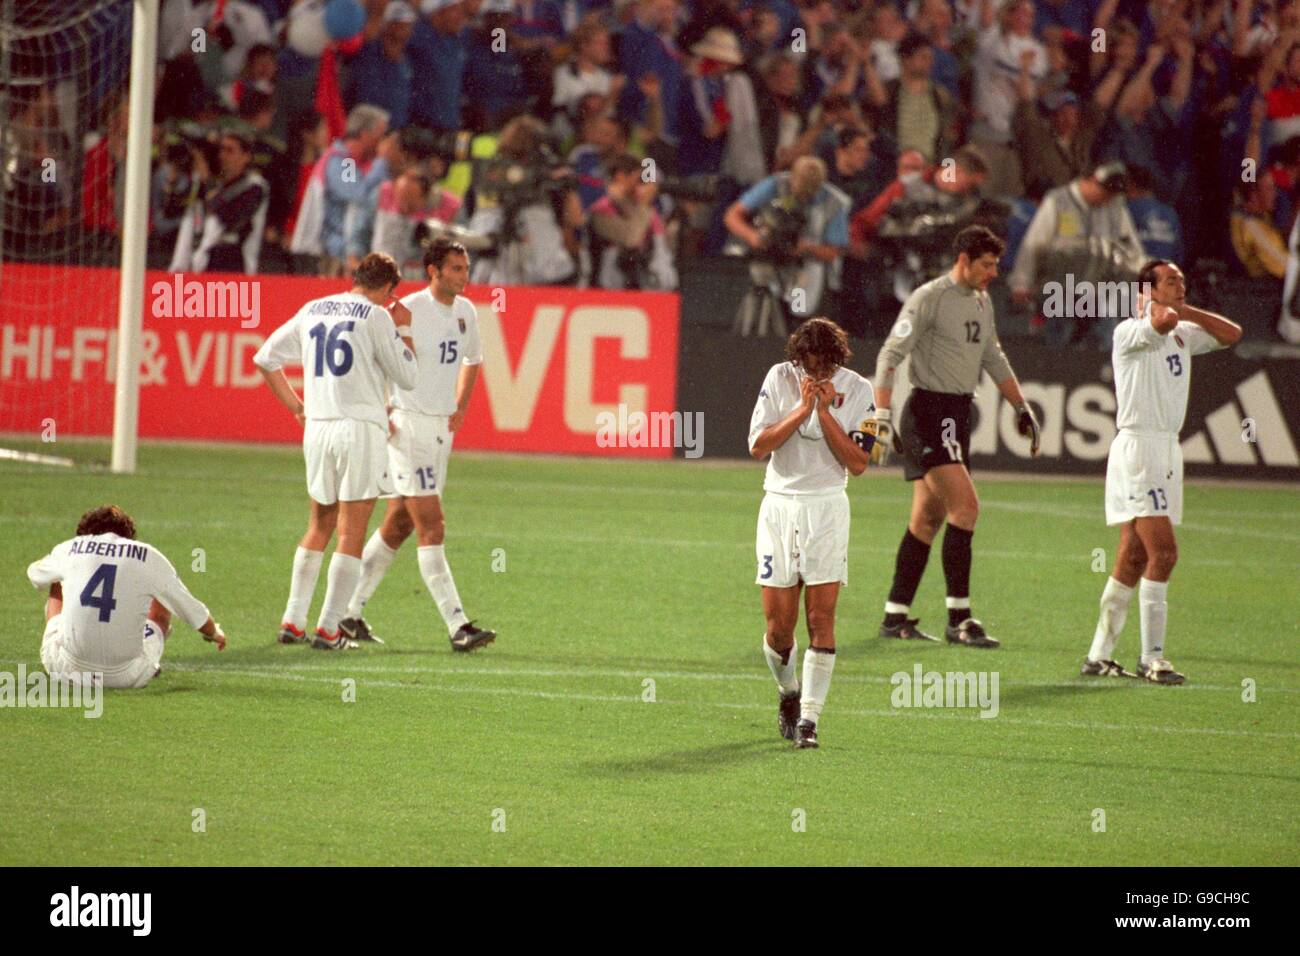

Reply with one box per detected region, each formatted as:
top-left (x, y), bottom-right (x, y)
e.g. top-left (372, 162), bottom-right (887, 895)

top-left (309, 321), bottom-right (355, 376)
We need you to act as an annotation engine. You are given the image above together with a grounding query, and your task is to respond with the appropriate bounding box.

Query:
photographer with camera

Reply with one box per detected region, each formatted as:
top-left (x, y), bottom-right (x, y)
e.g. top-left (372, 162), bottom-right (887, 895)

top-left (1009, 161), bottom-right (1147, 348)
top-left (588, 154), bottom-right (677, 290)
top-left (167, 129), bottom-right (270, 275)
top-left (370, 169), bottom-right (462, 279)
top-left (464, 115), bottom-right (583, 286)
top-left (724, 155), bottom-right (850, 323)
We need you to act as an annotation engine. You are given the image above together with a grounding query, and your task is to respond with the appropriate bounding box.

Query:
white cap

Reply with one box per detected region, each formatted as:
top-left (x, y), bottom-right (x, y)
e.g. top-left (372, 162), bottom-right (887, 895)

top-left (384, 1), bottom-right (417, 23)
top-left (421, 0), bottom-right (465, 13)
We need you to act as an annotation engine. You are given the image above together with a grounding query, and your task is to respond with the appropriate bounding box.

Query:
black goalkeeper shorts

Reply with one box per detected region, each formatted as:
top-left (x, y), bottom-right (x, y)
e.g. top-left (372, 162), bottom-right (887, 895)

top-left (899, 388), bottom-right (973, 482)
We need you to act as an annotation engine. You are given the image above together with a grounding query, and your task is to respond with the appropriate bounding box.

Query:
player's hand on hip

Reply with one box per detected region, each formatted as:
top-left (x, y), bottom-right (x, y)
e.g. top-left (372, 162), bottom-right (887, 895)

top-left (1015, 401), bottom-right (1041, 457)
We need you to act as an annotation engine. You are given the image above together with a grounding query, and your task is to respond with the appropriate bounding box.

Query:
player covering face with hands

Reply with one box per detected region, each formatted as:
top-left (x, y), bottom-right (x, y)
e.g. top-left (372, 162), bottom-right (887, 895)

top-left (1084, 260), bottom-right (1241, 684)
top-left (749, 318), bottom-right (878, 749)
top-left (27, 505), bottom-right (226, 689)
top-left (870, 226), bottom-right (1040, 648)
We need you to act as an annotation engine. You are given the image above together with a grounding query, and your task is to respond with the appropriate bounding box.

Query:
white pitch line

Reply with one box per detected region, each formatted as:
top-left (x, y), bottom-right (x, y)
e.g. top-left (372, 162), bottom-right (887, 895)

top-left (162, 661), bottom-right (1300, 695)
top-left (170, 666), bottom-right (1300, 742)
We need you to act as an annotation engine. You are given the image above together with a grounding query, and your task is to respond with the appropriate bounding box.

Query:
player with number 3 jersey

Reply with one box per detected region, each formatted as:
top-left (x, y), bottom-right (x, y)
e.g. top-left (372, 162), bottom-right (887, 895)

top-left (1084, 260), bottom-right (1242, 684)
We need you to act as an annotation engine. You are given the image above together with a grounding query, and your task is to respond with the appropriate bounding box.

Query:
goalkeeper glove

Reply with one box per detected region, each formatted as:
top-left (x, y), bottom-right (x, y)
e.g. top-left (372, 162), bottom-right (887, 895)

top-left (869, 408), bottom-right (894, 466)
top-left (1015, 401), bottom-right (1041, 457)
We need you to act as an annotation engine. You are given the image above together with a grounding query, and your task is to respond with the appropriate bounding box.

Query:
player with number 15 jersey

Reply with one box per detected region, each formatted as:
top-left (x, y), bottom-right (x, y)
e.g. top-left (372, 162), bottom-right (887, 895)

top-left (339, 238), bottom-right (496, 653)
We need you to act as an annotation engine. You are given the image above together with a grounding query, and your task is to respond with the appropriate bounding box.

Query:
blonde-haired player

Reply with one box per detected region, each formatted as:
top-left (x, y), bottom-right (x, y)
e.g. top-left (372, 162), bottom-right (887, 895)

top-left (1084, 260), bottom-right (1242, 684)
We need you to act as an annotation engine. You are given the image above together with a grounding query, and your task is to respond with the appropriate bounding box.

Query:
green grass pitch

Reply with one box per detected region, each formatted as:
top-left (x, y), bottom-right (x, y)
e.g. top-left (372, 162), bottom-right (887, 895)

top-left (1, 439), bottom-right (1297, 866)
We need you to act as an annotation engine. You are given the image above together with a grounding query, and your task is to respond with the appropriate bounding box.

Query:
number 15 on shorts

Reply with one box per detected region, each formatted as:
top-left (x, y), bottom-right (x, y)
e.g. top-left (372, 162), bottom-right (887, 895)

top-left (416, 466), bottom-right (437, 490)
top-left (1147, 487), bottom-right (1168, 511)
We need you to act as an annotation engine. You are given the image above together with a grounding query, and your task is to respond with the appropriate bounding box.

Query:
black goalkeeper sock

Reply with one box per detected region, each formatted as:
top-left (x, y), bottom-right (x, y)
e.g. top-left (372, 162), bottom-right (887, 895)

top-left (942, 525), bottom-right (975, 625)
top-left (886, 529), bottom-right (932, 615)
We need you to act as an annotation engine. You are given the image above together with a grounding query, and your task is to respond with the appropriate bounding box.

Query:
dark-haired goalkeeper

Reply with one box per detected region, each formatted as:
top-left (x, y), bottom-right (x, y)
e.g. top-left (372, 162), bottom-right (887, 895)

top-left (871, 225), bottom-right (1041, 648)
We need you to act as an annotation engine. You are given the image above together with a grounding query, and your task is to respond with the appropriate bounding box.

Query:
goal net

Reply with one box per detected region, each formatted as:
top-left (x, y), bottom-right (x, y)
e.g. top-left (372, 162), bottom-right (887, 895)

top-left (0, 0), bottom-right (135, 462)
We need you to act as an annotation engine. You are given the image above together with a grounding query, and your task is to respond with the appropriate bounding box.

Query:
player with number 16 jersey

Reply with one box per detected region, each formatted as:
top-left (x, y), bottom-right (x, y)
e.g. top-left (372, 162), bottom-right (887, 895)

top-left (254, 252), bottom-right (417, 650)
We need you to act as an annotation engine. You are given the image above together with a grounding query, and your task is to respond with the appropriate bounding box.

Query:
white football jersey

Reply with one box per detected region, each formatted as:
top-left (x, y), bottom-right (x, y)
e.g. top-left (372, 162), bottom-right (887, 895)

top-left (391, 289), bottom-right (483, 416)
top-left (27, 534), bottom-right (210, 672)
top-left (1112, 313), bottom-right (1223, 435)
top-left (254, 291), bottom-right (417, 428)
top-left (749, 362), bottom-right (876, 494)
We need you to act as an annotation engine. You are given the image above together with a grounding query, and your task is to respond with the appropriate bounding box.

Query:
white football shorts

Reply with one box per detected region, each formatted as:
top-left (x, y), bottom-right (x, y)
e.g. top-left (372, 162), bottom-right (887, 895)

top-left (755, 490), bottom-right (850, 588)
top-left (40, 614), bottom-right (165, 689)
top-left (387, 409), bottom-right (454, 498)
top-left (303, 418), bottom-right (391, 504)
top-left (1105, 430), bottom-right (1183, 526)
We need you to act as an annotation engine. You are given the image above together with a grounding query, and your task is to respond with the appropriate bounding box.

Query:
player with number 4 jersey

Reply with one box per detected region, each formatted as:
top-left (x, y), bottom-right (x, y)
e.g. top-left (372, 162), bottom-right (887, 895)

top-left (27, 505), bottom-right (226, 689)
top-left (254, 253), bottom-right (417, 651)
top-left (1084, 260), bottom-right (1242, 685)
top-left (339, 238), bottom-right (496, 653)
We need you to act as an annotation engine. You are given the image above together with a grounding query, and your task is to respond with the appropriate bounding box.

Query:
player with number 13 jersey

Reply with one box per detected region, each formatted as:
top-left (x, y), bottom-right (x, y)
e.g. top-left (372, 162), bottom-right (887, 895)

top-left (1085, 260), bottom-right (1242, 685)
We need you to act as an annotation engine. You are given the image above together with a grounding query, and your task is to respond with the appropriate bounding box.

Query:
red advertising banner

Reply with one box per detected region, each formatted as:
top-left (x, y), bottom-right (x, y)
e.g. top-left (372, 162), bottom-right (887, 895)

top-left (0, 264), bottom-right (680, 457)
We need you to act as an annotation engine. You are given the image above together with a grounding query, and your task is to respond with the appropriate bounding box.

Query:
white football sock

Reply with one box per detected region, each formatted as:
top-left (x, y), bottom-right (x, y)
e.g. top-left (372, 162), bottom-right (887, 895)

top-left (418, 545), bottom-right (469, 635)
top-left (1139, 578), bottom-right (1169, 664)
top-left (317, 553), bottom-right (361, 636)
top-left (345, 531), bottom-right (399, 618)
top-left (763, 636), bottom-right (800, 695)
top-left (800, 647), bottom-right (836, 724)
top-left (1087, 576), bottom-right (1135, 661)
top-left (282, 546), bottom-right (324, 630)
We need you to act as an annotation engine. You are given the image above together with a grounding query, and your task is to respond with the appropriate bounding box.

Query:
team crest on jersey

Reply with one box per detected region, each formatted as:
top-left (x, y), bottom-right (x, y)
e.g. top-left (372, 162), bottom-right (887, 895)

top-left (458, 317), bottom-right (466, 333)
top-left (893, 318), bottom-right (914, 338)
top-left (832, 392), bottom-right (844, 408)
top-left (1174, 334), bottom-right (1184, 348)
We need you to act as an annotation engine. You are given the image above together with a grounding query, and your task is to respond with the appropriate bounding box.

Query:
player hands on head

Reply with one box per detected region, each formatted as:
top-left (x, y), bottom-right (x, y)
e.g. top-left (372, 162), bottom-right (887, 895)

top-left (870, 224), bottom-right (1041, 649)
top-left (1084, 259), bottom-right (1242, 684)
top-left (748, 317), bottom-right (877, 749)
top-left (27, 505), bottom-right (226, 690)
top-left (336, 237), bottom-right (496, 653)
top-left (253, 251), bottom-right (419, 650)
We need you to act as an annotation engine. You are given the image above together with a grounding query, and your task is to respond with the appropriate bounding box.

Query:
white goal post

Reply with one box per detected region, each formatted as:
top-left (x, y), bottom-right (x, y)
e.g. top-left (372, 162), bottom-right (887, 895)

top-left (110, 0), bottom-right (158, 474)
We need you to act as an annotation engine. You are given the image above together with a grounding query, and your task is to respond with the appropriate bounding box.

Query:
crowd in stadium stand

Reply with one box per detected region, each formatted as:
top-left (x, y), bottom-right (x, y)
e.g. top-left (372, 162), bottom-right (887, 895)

top-left (13, 0), bottom-right (1300, 341)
